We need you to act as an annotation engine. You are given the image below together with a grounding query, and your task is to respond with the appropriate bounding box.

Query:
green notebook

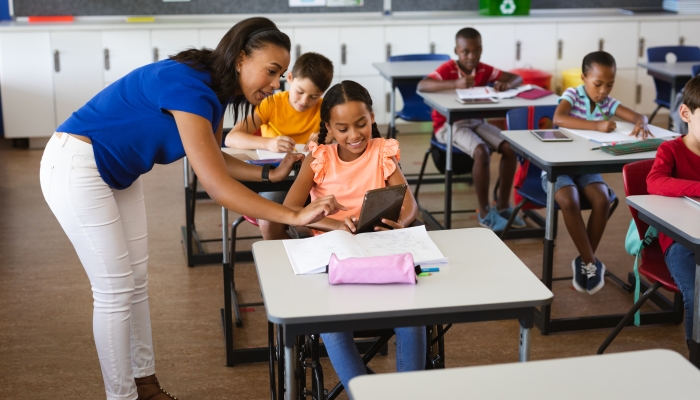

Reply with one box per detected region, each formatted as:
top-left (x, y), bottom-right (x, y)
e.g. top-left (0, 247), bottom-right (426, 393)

top-left (600, 139), bottom-right (666, 156)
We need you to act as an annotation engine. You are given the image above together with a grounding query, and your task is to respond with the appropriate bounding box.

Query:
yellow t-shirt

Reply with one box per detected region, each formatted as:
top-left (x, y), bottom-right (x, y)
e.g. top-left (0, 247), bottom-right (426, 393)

top-left (255, 91), bottom-right (322, 144)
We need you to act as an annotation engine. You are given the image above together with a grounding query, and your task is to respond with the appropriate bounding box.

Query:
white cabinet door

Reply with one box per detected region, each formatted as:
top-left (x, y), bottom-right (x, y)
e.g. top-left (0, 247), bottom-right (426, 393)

top-left (199, 28), bottom-right (228, 50)
top-left (477, 24), bottom-right (516, 71)
top-left (515, 23), bottom-right (557, 73)
top-left (636, 66), bottom-right (660, 115)
top-left (342, 75), bottom-right (387, 124)
top-left (0, 32), bottom-right (55, 138)
top-left (51, 31), bottom-right (104, 127)
top-left (428, 24), bottom-right (461, 58)
top-left (339, 27), bottom-right (384, 76)
top-left (151, 29), bottom-right (199, 62)
top-left (598, 22), bottom-right (638, 69)
top-left (102, 30), bottom-right (151, 86)
top-left (609, 68), bottom-right (637, 110)
top-left (680, 20), bottom-right (700, 47)
top-left (294, 27), bottom-right (340, 72)
top-left (638, 21), bottom-right (680, 62)
top-left (556, 23), bottom-right (598, 71)
top-left (386, 25), bottom-right (430, 58)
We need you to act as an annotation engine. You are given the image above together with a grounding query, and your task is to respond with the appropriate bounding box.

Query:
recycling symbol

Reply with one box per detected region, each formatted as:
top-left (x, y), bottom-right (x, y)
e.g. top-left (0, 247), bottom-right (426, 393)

top-left (500, 0), bottom-right (516, 15)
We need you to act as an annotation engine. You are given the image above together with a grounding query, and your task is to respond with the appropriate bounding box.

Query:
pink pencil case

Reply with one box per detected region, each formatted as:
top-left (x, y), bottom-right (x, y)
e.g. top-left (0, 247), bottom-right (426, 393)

top-left (517, 88), bottom-right (554, 100)
top-left (327, 253), bottom-right (417, 285)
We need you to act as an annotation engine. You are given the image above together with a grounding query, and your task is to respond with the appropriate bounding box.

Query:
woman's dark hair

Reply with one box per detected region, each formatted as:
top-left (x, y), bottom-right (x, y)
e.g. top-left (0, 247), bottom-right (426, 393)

top-left (170, 17), bottom-right (291, 123)
top-left (318, 80), bottom-right (381, 145)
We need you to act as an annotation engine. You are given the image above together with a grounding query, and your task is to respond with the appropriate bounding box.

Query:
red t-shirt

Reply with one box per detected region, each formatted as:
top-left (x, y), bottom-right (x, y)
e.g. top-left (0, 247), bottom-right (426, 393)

top-left (646, 136), bottom-right (700, 253)
top-left (426, 60), bottom-right (503, 132)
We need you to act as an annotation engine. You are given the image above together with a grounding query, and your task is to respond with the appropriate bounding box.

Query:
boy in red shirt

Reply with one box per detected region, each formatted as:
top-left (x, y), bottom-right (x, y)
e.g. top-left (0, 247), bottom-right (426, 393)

top-left (418, 27), bottom-right (524, 231)
top-left (647, 75), bottom-right (700, 346)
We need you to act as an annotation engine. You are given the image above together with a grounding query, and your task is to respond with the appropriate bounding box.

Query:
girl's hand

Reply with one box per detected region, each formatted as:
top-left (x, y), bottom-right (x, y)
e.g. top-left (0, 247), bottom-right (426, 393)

top-left (335, 216), bottom-right (357, 233)
top-left (596, 120), bottom-right (616, 133)
top-left (293, 195), bottom-right (346, 226)
top-left (269, 153), bottom-right (304, 182)
top-left (374, 218), bottom-right (406, 231)
top-left (268, 136), bottom-right (296, 153)
top-left (629, 122), bottom-right (654, 140)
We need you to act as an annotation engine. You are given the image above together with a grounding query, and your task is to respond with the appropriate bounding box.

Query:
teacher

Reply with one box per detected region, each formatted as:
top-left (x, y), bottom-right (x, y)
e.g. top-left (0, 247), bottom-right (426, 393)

top-left (39, 17), bottom-right (343, 400)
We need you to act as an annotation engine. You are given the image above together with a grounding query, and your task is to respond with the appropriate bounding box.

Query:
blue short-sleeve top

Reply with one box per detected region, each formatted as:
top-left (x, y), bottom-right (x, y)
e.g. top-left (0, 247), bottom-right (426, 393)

top-left (57, 59), bottom-right (225, 189)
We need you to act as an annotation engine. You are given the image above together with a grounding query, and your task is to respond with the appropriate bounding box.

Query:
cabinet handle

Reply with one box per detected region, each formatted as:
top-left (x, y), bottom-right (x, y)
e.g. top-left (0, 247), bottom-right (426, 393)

top-left (104, 48), bottom-right (110, 71)
top-left (430, 42), bottom-right (435, 54)
top-left (557, 40), bottom-right (563, 60)
top-left (386, 43), bottom-right (391, 61)
top-left (680, 36), bottom-right (686, 46)
top-left (386, 92), bottom-right (390, 113)
top-left (636, 84), bottom-right (641, 105)
top-left (599, 38), bottom-right (604, 52)
top-left (53, 50), bottom-right (60, 73)
top-left (639, 38), bottom-right (645, 58)
top-left (153, 47), bottom-right (159, 63)
top-left (341, 44), bottom-right (346, 65)
top-left (295, 44), bottom-right (301, 59)
top-left (516, 40), bottom-right (521, 61)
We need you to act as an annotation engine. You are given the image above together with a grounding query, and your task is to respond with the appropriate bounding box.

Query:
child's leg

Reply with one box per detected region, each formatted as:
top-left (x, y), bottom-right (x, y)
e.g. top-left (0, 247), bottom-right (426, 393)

top-left (394, 327), bottom-right (427, 372)
top-left (579, 177), bottom-right (610, 254)
top-left (320, 331), bottom-right (366, 388)
top-left (257, 191), bottom-right (291, 240)
top-left (665, 243), bottom-right (697, 340)
top-left (474, 122), bottom-right (517, 210)
top-left (546, 176), bottom-right (596, 264)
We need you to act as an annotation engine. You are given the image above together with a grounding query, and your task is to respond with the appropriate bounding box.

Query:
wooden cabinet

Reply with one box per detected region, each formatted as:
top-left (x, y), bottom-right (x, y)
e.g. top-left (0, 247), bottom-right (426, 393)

top-left (556, 23), bottom-right (598, 72)
top-left (680, 20), bottom-right (700, 47)
top-left (339, 27), bottom-right (384, 76)
top-left (101, 30), bottom-right (152, 86)
top-left (294, 27), bottom-right (341, 69)
top-left (51, 31), bottom-right (104, 127)
top-left (609, 68), bottom-right (637, 109)
top-left (0, 32), bottom-right (55, 138)
top-left (477, 23), bottom-right (516, 72)
top-left (386, 25), bottom-right (430, 58)
top-left (638, 21), bottom-right (680, 62)
top-left (598, 22), bottom-right (638, 69)
top-left (515, 24), bottom-right (557, 73)
top-left (150, 29), bottom-right (199, 62)
top-left (428, 24), bottom-right (460, 58)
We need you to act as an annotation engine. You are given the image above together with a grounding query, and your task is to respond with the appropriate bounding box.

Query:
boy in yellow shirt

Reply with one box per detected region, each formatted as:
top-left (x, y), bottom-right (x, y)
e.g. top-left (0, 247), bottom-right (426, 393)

top-left (225, 52), bottom-right (333, 239)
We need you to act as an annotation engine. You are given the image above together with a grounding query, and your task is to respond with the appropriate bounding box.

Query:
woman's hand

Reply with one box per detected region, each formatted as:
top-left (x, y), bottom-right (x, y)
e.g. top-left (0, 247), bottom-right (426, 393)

top-left (292, 195), bottom-right (346, 226)
top-left (595, 120), bottom-right (617, 133)
top-left (334, 216), bottom-right (357, 233)
top-left (269, 153), bottom-right (303, 182)
top-left (267, 136), bottom-right (296, 153)
top-left (374, 218), bottom-right (406, 231)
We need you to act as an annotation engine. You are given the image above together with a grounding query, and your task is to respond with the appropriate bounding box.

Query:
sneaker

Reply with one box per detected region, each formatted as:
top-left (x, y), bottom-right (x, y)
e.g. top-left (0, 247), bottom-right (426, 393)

top-left (478, 207), bottom-right (509, 231)
top-left (584, 259), bottom-right (606, 295)
top-left (571, 256), bottom-right (587, 293)
top-left (498, 206), bottom-right (527, 229)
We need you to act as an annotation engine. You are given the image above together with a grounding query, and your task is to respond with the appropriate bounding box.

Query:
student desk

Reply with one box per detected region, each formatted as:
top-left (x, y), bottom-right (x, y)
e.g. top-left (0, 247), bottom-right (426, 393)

top-left (627, 195), bottom-right (700, 367)
top-left (253, 228), bottom-right (553, 400)
top-left (347, 349), bottom-right (700, 399)
top-left (501, 131), bottom-right (683, 334)
top-left (415, 91), bottom-right (559, 229)
top-left (372, 60), bottom-right (444, 139)
top-left (638, 61), bottom-right (698, 103)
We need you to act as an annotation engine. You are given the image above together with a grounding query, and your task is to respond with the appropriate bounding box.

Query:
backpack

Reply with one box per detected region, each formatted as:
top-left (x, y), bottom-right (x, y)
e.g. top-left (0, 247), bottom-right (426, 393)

top-left (624, 219), bottom-right (658, 326)
top-left (670, 89), bottom-right (688, 134)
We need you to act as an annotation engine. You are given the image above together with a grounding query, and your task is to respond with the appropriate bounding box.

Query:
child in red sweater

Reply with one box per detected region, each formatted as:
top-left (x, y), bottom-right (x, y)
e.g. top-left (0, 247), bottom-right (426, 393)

top-left (647, 75), bottom-right (700, 344)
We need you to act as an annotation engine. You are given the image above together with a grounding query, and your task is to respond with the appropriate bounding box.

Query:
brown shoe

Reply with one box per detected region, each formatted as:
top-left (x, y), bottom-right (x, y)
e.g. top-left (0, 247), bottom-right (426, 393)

top-left (135, 374), bottom-right (178, 400)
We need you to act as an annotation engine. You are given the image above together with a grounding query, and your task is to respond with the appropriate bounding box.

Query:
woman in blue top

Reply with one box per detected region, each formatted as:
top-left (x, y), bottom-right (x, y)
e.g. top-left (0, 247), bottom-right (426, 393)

top-left (39, 17), bottom-right (343, 400)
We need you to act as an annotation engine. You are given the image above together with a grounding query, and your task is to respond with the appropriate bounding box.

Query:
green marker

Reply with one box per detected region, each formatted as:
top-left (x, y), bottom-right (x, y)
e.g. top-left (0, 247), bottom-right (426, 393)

top-left (418, 272), bottom-right (431, 277)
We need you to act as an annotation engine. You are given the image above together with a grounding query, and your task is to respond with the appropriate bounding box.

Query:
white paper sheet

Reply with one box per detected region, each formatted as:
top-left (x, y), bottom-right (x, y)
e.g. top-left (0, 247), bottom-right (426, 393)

top-left (561, 121), bottom-right (680, 144)
top-left (353, 226), bottom-right (447, 266)
top-left (256, 144), bottom-right (309, 161)
top-left (283, 230), bottom-right (365, 275)
top-left (456, 84), bottom-right (535, 100)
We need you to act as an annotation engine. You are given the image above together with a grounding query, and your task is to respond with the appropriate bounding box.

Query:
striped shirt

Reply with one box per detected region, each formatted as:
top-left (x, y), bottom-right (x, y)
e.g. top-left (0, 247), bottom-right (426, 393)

top-left (560, 84), bottom-right (620, 121)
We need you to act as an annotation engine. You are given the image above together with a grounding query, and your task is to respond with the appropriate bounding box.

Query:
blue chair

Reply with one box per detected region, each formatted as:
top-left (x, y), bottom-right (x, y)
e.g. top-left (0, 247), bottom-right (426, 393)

top-left (500, 106), bottom-right (619, 240)
top-left (693, 64), bottom-right (700, 78)
top-left (646, 46), bottom-right (700, 123)
top-left (388, 53), bottom-right (451, 124)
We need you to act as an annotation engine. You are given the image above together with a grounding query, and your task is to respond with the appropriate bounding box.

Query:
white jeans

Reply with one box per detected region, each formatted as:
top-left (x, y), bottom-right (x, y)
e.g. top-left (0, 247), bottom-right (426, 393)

top-left (40, 133), bottom-right (155, 400)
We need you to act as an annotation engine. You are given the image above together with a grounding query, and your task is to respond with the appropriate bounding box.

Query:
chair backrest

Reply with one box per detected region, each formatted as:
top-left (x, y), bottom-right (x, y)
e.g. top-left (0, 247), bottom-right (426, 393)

top-left (388, 54), bottom-right (451, 62)
top-left (622, 159), bottom-right (655, 239)
top-left (646, 46), bottom-right (700, 105)
top-left (694, 63), bottom-right (700, 78)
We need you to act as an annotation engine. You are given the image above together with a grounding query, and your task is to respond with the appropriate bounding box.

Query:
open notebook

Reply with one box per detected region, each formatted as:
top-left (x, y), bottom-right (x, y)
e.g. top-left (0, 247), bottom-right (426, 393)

top-left (283, 225), bottom-right (448, 275)
top-left (456, 84), bottom-right (536, 100)
top-left (561, 121), bottom-right (679, 144)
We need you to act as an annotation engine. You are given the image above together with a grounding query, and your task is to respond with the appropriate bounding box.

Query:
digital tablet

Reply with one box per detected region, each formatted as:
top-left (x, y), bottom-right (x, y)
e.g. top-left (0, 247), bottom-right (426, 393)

top-left (456, 97), bottom-right (499, 104)
top-left (530, 129), bottom-right (573, 142)
top-left (356, 184), bottom-right (407, 234)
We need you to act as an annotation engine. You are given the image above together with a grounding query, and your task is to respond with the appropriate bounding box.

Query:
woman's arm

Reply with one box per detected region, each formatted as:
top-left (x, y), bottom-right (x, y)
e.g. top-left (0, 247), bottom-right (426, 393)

top-left (614, 104), bottom-right (652, 139)
top-left (375, 157), bottom-right (418, 231)
top-left (553, 100), bottom-right (616, 132)
top-left (172, 110), bottom-right (344, 225)
top-left (283, 155), bottom-right (356, 233)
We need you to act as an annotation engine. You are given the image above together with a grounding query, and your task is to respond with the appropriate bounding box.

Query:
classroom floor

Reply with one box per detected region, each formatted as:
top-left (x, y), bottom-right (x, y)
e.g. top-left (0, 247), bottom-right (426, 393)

top-left (0, 124), bottom-right (689, 399)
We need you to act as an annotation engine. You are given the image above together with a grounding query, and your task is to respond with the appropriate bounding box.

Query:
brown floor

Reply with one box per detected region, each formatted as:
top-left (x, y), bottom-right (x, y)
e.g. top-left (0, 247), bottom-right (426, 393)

top-left (0, 129), bottom-right (688, 399)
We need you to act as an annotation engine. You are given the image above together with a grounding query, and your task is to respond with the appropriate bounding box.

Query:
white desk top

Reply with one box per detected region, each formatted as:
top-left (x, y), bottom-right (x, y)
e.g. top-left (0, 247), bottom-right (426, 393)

top-left (372, 61), bottom-right (445, 81)
top-left (638, 61), bottom-right (699, 78)
top-left (627, 195), bottom-right (700, 246)
top-left (252, 228), bottom-right (553, 325)
top-left (417, 90), bottom-right (559, 114)
top-left (501, 130), bottom-right (658, 168)
top-left (347, 349), bottom-right (700, 399)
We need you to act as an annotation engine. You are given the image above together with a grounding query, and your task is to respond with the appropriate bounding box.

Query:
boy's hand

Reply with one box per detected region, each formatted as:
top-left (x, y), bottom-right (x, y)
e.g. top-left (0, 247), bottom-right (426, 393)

top-left (595, 120), bottom-right (617, 133)
top-left (455, 75), bottom-right (475, 89)
top-left (493, 81), bottom-right (511, 92)
top-left (374, 218), bottom-right (405, 231)
top-left (335, 216), bottom-right (357, 234)
top-left (629, 122), bottom-right (654, 140)
top-left (269, 153), bottom-right (303, 182)
top-left (267, 136), bottom-right (296, 153)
